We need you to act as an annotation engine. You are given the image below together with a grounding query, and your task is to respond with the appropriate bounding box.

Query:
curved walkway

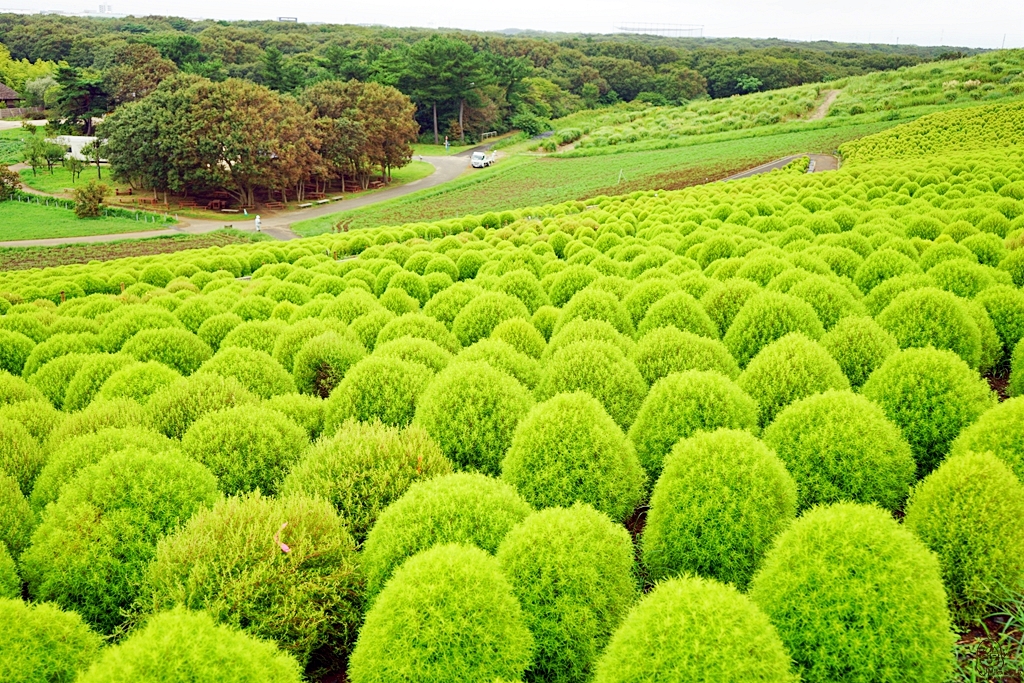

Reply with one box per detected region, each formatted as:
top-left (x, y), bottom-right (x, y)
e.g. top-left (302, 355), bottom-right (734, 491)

top-left (0, 150), bottom-right (478, 247)
top-left (724, 153), bottom-right (839, 181)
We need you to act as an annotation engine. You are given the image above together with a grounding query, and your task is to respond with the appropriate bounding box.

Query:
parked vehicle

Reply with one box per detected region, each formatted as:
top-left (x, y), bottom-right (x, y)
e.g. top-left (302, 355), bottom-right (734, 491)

top-left (471, 151), bottom-right (496, 168)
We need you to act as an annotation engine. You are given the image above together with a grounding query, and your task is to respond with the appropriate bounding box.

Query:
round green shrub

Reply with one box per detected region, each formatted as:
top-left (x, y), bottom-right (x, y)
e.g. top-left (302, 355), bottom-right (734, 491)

top-left (231, 295), bottom-right (276, 321)
top-left (451, 292), bottom-right (530, 346)
top-left (21, 449), bottom-right (220, 633)
top-left (422, 281), bottom-right (482, 329)
top-left (701, 277), bottom-right (761, 337)
top-left (531, 305), bottom-right (560, 340)
top-left (951, 398), bottom-right (1024, 480)
top-left (643, 429), bottom-right (796, 587)
top-left (376, 313), bottom-right (460, 353)
top-left (490, 317), bottom-right (547, 359)
top-left (0, 417), bottom-right (43, 496)
top-left (263, 392), bottom-right (324, 440)
top-left (763, 390), bottom-right (916, 511)
top-left (196, 311), bottom-right (243, 351)
top-left (0, 597), bottom-right (103, 683)
top-left (293, 331), bottom-right (366, 398)
top-left (548, 264), bottom-right (600, 307)
top-left (44, 397), bottom-right (146, 447)
top-left (198, 347), bottom-right (295, 399)
top-left (22, 334), bottom-right (100, 378)
top-left (99, 305), bottom-right (183, 352)
top-left (854, 248), bottom-right (923, 293)
top-left (819, 315), bottom-right (898, 388)
top-left (0, 545), bottom-right (17, 597)
top-left (749, 503), bottom-right (955, 683)
top-left (497, 504), bottom-right (637, 683)
top-left (324, 355), bottom-right (432, 430)
top-left (637, 290), bottom-right (718, 339)
top-left (456, 338), bottom-right (541, 389)
top-left (349, 309), bottom-right (396, 350)
top-left (0, 329), bottom-right (34, 375)
top-left (976, 285), bottom-right (1024, 357)
top-left (120, 327), bottom-right (212, 376)
top-left (281, 419), bottom-right (452, 542)
top-left (535, 340), bottom-right (648, 429)
top-left (62, 353), bottom-right (135, 411)
top-left (29, 353), bottom-right (92, 408)
top-left (502, 392), bottom-right (646, 522)
top-left (592, 576), bottom-right (797, 683)
top-left (724, 291), bottom-right (825, 367)
top-left (349, 543), bottom-right (534, 683)
top-left (360, 472), bottom-right (532, 598)
top-left (0, 472), bottom-right (34, 557)
top-left (181, 404), bottom-right (307, 495)
top-left (497, 269), bottom-right (549, 313)
top-left (905, 451), bottom-right (1024, 621)
top-left (556, 288), bottom-right (635, 338)
top-left (544, 317), bottom-right (634, 360)
top-left (787, 274), bottom-right (865, 329)
top-left (31, 427), bottom-right (173, 511)
top-left (145, 373), bottom-right (257, 439)
top-left (862, 347), bottom-right (995, 474)
top-left (373, 336), bottom-right (452, 372)
top-left (628, 371), bottom-right (757, 478)
top-left (99, 361), bottom-right (181, 405)
top-left (219, 319), bottom-right (289, 356)
top-left (76, 607), bottom-right (302, 683)
top-left (630, 326), bottom-right (739, 384)
top-left (173, 296), bottom-right (223, 333)
top-left (738, 333), bottom-right (850, 428)
top-left (144, 492), bottom-right (361, 665)
top-left (0, 371), bottom-right (46, 407)
top-left (0, 398), bottom-right (61, 444)
top-left (876, 287), bottom-right (982, 368)
top-left (415, 361), bottom-right (533, 475)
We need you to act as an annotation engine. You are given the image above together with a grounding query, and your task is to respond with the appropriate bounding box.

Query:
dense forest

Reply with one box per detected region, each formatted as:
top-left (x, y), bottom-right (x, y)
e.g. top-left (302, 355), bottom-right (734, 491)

top-left (0, 14), bottom-right (981, 142)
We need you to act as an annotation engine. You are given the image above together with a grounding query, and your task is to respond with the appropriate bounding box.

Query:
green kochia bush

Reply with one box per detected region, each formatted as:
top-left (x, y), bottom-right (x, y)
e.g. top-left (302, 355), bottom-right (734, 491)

top-left (76, 607), bottom-right (303, 683)
top-left (349, 544), bottom-right (534, 683)
top-left (642, 429), bottom-right (796, 588)
top-left (30, 427), bottom-right (174, 511)
top-left (21, 449), bottom-right (220, 634)
top-left (502, 392), bottom-right (646, 522)
top-left (0, 398), bottom-right (61, 443)
top-left (592, 576), bottom-right (797, 683)
top-left (637, 290), bottom-right (718, 338)
top-left (497, 505), bottom-right (638, 683)
top-left (627, 371), bottom-right (757, 478)
top-left (360, 472), bottom-right (532, 599)
top-left (490, 317), bottom-right (547, 359)
top-left (556, 288), bottom-right (635, 337)
top-left (763, 391), bottom-right (916, 511)
top-left (0, 472), bottom-right (35, 557)
top-left (121, 327), bottom-right (213, 375)
top-left (414, 361), bottom-right (533, 475)
top-left (146, 373), bottom-right (257, 439)
top-left (281, 420), bottom-right (453, 542)
top-left (451, 292), bottom-right (530, 346)
top-left (373, 336), bottom-right (452, 372)
top-left (0, 329), bottom-right (34, 375)
top-left (862, 348), bottom-right (995, 475)
top-left (63, 353), bottom-right (135, 411)
top-left (198, 347), bottom-right (296, 399)
top-left (324, 356), bottom-right (432, 430)
top-left (264, 392), bottom-right (325, 440)
top-left (738, 333), bottom-right (850, 428)
top-left (749, 503), bottom-right (955, 683)
top-left (0, 545), bottom-right (18, 596)
top-left (180, 405), bottom-right (307, 495)
top-left (951, 398), bottom-right (1024, 481)
top-left (876, 287), bottom-right (983, 368)
top-left (144, 492), bottom-right (362, 665)
top-left (0, 597), bottom-right (103, 683)
top-left (29, 352), bottom-right (91, 409)
top-left (820, 316), bottom-right (898, 387)
top-left (535, 340), bottom-right (648, 429)
top-left (0, 416), bottom-right (44, 496)
top-left (630, 326), bottom-right (740, 384)
top-left (99, 361), bottom-right (181, 404)
top-left (904, 451), bottom-right (1024, 621)
top-left (292, 331), bottom-right (366, 397)
top-left (724, 291), bottom-right (825, 367)
top-left (457, 338), bottom-right (541, 389)
top-left (44, 397), bottom-right (147, 446)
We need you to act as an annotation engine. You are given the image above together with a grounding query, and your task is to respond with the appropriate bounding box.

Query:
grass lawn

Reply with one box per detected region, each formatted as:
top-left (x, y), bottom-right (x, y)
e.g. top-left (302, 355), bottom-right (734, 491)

top-left (294, 119), bottom-right (899, 237)
top-left (0, 201), bottom-right (167, 241)
top-left (412, 142), bottom-right (475, 156)
top-left (19, 165), bottom-right (129, 195)
top-left (388, 160), bottom-right (434, 183)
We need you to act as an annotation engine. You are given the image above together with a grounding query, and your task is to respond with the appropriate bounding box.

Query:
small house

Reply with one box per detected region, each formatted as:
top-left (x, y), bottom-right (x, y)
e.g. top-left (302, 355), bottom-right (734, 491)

top-left (48, 135), bottom-right (105, 161)
top-left (0, 84), bottom-right (21, 108)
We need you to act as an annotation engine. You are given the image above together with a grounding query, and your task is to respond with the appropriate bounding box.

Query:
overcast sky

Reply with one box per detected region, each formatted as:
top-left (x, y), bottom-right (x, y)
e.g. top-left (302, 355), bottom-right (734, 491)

top-left (13, 0), bottom-right (1024, 49)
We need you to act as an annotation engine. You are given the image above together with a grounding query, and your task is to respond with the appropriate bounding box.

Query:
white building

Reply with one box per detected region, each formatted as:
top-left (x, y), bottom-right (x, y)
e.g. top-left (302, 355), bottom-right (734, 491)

top-left (48, 135), bottom-right (104, 161)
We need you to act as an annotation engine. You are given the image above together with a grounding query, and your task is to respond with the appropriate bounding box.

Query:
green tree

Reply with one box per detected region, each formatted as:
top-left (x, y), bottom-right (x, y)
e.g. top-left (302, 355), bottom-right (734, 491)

top-left (51, 66), bottom-right (109, 135)
top-left (400, 36), bottom-right (483, 144)
top-left (0, 165), bottom-right (20, 200)
top-left (72, 179), bottom-right (109, 218)
top-left (261, 46), bottom-right (303, 93)
top-left (103, 44), bottom-right (177, 105)
top-left (80, 140), bottom-right (107, 180)
top-left (65, 155), bottom-right (84, 183)
top-left (736, 74), bottom-right (764, 93)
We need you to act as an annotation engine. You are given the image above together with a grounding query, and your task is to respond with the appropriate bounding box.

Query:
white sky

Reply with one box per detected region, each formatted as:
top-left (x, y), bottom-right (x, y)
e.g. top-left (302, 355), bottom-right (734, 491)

top-left (10, 0), bottom-right (1024, 49)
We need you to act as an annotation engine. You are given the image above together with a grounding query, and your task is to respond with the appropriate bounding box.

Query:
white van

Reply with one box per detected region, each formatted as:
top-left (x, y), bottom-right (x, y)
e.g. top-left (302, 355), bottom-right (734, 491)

top-left (471, 151), bottom-right (496, 168)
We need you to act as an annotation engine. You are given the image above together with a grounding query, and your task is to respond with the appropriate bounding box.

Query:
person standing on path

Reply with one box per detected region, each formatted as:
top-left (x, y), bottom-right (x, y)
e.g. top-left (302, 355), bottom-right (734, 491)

top-left (255, 215), bottom-right (261, 232)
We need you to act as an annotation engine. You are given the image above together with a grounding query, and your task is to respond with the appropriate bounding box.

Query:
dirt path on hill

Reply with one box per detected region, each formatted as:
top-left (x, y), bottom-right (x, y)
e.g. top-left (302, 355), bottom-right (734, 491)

top-left (807, 90), bottom-right (841, 121)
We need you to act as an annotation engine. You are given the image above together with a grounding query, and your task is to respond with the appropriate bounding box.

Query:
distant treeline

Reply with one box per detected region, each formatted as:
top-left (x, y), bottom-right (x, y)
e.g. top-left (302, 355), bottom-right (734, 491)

top-left (0, 14), bottom-right (982, 141)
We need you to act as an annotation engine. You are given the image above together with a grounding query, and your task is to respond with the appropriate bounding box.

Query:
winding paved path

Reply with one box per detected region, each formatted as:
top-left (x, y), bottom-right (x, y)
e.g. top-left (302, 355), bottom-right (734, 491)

top-left (724, 153), bottom-right (839, 181)
top-left (0, 150), bottom-right (478, 247)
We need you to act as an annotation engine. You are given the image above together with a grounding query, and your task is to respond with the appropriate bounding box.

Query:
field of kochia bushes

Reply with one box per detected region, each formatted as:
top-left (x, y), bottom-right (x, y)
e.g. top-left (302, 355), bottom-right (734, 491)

top-left (3, 101), bottom-right (1024, 682)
